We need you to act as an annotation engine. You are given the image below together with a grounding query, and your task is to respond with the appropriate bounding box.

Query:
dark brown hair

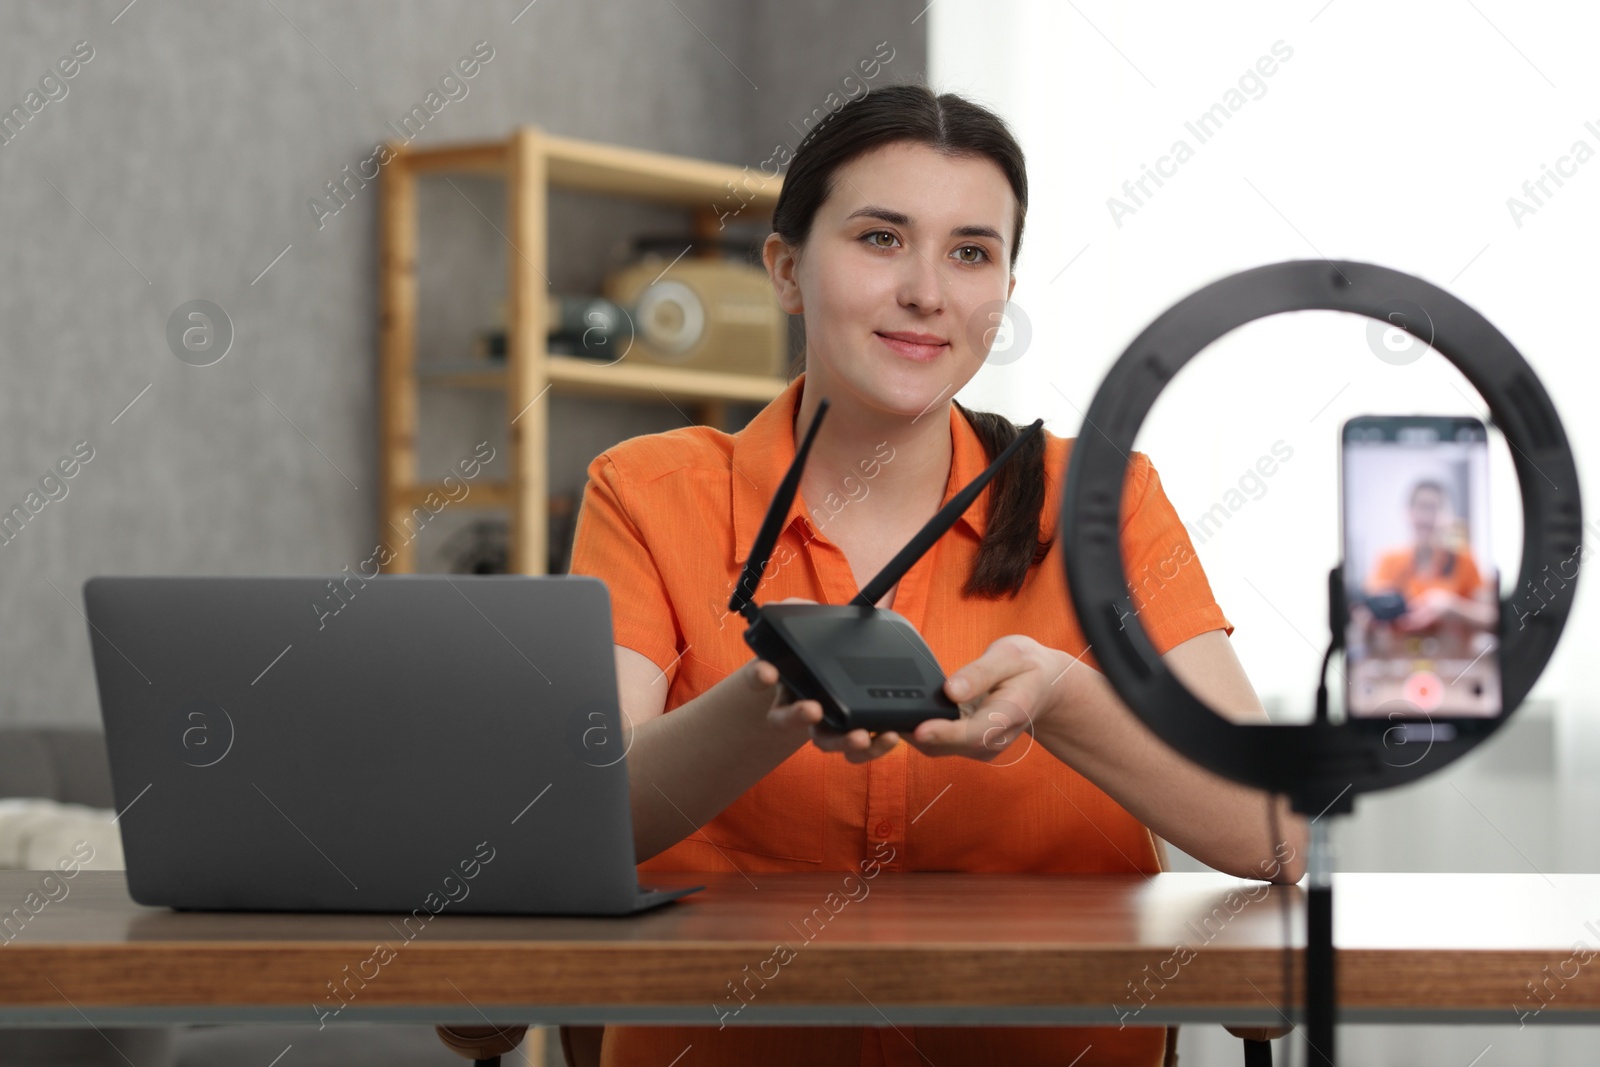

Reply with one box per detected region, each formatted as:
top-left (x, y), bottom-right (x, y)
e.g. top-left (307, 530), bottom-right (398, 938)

top-left (1409, 479), bottom-right (1449, 507)
top-left (770, 82), bottom-right (1049, 599)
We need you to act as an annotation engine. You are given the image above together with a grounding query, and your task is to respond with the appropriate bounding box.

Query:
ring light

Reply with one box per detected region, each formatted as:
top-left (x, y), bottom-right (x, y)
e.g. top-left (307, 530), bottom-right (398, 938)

top-left (1059, 259), bottom-right (1582, 817)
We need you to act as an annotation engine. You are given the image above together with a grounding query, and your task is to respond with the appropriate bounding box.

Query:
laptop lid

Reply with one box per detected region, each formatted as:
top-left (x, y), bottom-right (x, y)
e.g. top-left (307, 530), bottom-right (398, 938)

top-left (82, 574), bottom-right (661, 915)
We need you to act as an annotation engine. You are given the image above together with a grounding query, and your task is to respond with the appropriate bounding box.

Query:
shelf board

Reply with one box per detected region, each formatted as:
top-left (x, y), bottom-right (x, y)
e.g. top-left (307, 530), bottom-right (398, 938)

top-left (417, 363), bottom-right (507, 389)
top-left (393, 481), bottom-right (512, 511)
top-left (397, 140), bottom-right (507, 175)
top-left (542, 131), bottom-right (781, 209)
top-left (547, 357), bottom-right (787, 403)
top-left (392, 131), bottom-right (783, 211)
top-left (418, 357), bottom-right (787, 404)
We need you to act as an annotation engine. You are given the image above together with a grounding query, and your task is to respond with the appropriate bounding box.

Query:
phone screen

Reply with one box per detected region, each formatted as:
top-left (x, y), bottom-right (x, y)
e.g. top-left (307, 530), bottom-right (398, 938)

top-left (1341, 415), bottom-right (1501, 719)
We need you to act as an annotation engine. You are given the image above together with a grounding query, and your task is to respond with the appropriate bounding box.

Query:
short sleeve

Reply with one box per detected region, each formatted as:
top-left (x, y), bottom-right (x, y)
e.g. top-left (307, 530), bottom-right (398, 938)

top-left (566, 452), bottom-right (685, 686)
top-left (1454, 548), bottom-right (1486, 598)
top-left (1118, 452), bottom-right (1234, 654)
top-left (1366, 550), bottom-right (1405, 595)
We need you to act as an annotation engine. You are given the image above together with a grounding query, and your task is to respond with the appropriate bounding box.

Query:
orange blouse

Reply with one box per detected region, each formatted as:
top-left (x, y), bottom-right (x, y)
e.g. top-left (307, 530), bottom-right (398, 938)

top-left (567, 371), bottom-right (1234, 1067)
top-left (1366, 544), bottom-right (1486, 602)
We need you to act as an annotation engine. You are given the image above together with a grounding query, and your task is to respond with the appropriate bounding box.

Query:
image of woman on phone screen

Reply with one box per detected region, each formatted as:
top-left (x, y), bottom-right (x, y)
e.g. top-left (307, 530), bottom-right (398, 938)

top-left (567, 82), bottom-right (1309, 1067)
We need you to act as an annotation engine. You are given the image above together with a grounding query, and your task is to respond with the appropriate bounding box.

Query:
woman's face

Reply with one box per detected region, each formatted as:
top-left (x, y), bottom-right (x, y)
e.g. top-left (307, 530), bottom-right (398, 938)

top-left (1410, 486), bottom-right (1445, 541)
top-left (766, 140), bottom-right (1018, 420)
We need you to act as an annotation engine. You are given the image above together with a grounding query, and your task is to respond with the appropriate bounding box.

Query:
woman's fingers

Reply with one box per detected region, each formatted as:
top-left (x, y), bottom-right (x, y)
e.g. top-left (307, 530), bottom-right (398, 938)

top-left (755, 663), bottom-right (835, 734)
top-left (745, 657), bottom-right (777, 690)
top-left (807, 724), bottom-right (853, 752)
top-left (810, 725), bottom-right (901, 762)
top-left (908, 696), bottom-right (1032, 761)
top-left (864, 731), bottom-right (901, 760)
top-left (749, 657), bottom-right (901, 761)
top-left (910, 717), bottom-right (957, 746)
top-left (846, 730), bottom-right (901, 763)
top-left (768, 696), bottom-right (822, 730)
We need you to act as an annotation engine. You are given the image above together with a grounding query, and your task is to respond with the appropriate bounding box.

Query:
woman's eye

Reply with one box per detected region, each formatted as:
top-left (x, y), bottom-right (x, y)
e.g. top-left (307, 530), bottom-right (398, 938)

top-left (860, 233), bottom-right (990, 263)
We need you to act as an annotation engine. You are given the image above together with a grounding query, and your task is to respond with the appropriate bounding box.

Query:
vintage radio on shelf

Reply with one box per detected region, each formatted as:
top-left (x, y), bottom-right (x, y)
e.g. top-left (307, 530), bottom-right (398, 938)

top-left (600, 250), bottom-right (787, 377)
top-left (472, 241), bottom-right (789, 377)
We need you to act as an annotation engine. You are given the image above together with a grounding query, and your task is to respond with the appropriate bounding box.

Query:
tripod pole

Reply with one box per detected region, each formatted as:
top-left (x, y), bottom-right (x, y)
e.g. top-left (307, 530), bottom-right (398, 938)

top-left (1305, 817), bottom-right (1335, 1065)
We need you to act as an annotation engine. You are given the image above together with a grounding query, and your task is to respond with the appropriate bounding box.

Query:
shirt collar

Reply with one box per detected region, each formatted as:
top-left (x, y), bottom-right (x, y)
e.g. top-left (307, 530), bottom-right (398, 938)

top-left (730, 372), bottom-right (999, 564)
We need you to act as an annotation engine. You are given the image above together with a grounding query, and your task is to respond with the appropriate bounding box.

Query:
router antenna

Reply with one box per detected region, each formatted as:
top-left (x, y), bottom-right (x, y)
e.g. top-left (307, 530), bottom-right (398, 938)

top-left (729, 397), bottom-right (831, 620)
top-left (852, 418), bottom-right (1044, 608)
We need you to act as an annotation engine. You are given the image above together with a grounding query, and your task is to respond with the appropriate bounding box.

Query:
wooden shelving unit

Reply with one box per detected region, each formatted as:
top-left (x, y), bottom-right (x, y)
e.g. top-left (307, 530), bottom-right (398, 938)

top-left (378, 128), bottom-right (786, 574)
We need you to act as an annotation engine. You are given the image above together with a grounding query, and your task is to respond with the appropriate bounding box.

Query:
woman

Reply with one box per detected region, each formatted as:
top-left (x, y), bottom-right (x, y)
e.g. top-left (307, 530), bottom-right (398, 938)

top-left (567, 82), bottom-right (1307, 1067)
top-left (1361, 479), bottom-right (1495, 637)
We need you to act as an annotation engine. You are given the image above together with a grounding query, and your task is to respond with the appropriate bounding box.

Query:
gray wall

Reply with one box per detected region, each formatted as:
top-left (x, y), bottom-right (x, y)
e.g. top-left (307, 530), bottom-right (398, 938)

top-left (0, 0), bottom-right (928, 725)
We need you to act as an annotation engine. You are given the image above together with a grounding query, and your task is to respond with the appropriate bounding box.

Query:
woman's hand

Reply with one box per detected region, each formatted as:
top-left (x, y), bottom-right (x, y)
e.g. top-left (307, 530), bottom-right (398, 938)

top-left (745, 598), bottom-right (906, 763)
top-left (806, 716), bottom-right (905, 763)
top-left (903, 635), bottom-right (1073, 761)
top-left (750, 655), bottom-right (825, 738)
top-left (809, 634), bottom-right (1073, 764)
top-left (740, 599), bottom-right (853, 745)
top-left (1393, 587), bottom-right (1455, 631)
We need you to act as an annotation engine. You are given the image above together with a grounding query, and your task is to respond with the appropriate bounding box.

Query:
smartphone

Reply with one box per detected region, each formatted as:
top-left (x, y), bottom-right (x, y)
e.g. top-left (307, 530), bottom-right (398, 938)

top-left (1340, 415), bottom-right (1501, 723)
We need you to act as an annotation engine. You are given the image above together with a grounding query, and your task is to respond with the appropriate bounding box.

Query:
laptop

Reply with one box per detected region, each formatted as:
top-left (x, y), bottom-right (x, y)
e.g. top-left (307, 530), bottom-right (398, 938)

top-left (81, 575), bottom-right (701, 915)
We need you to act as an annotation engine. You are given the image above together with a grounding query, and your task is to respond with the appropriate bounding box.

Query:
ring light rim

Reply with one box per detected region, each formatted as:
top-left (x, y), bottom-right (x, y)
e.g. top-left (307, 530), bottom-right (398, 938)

top-left (1059, 259), bottom-right (1582, 808)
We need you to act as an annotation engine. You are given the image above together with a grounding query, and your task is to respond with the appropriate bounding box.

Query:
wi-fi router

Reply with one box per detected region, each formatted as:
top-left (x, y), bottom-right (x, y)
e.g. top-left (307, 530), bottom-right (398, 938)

top-left (729, 395), bottom-right (1044, 733)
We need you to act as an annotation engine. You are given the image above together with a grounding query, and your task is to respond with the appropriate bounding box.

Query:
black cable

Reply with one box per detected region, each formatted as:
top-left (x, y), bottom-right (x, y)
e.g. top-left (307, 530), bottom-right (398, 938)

top-left (1313, 639), bottom-right (1335, 725)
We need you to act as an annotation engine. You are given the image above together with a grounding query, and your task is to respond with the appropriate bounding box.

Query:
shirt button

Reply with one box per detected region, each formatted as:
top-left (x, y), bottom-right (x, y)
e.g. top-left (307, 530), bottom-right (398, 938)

top-left (873, 820), bottom-right (893, 839)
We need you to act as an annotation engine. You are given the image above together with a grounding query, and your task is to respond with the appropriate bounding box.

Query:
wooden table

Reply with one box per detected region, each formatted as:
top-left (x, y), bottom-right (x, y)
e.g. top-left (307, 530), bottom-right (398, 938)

top-left (1, 871), bottom-right (1597, 1029)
